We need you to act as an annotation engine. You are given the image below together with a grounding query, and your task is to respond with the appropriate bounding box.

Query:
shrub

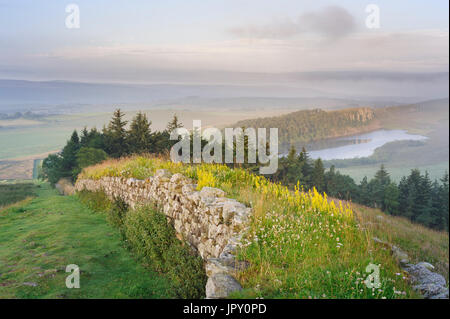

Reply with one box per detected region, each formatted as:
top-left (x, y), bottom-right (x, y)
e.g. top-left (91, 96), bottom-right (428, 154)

top-left (77, 147), bottom-right (108, 169)
top-left (164, 244), bottom-right (207, 298)
top-left (124, 205), bottom-right (206, 298)
top-left (124, 204), bottom-right (174, 272)
top-left (106, 196), bottom-right (129, 233)
top-left (77, 189), bottom-right (111, 213)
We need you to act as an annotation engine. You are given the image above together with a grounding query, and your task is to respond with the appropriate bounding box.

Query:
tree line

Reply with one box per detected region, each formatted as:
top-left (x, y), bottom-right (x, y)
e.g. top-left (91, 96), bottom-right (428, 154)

top-left (233, 107), bottom-right (376, 145)
top-left (272, 146), bottom-right (449, 231)
top-left (41, 109), bottom-right (183, 185)
top-left (41, 109), bottom-right (449, 232)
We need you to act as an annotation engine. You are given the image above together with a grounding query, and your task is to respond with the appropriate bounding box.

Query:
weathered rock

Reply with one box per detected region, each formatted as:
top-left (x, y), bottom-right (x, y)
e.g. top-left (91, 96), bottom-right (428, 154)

top-left (222, 200), bottom-right (244, 224)
top-left (391, 245), bottom-right (409, 265)
top-left (182, 184), bottom-right (196, 196)
top-left (170, 173), bottom-right (189, 184)
top-left (405, 264), bottom-right (446, 287)
top-left (206, 258), bottom-right (250, 277)
top-left (413, 284), bottom-right (448, 299)
top-left (415, 262), bottom-right (435, 271)
top-left (155, 169), bottom-right (172, 178)
top-left (372, 237), bottom-right (448, 299)
top-left (430, 289), bottom-right (449, 299)
top-left (404, 263), bottom-right (448, 299)
top-left (205, 273), bottom-right (242, 299)
top-left (200, 187), bottom-right (226, 199)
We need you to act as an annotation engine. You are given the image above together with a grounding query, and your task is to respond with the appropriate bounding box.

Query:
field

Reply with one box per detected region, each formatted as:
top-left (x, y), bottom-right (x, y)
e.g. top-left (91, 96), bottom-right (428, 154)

top-left (0, 182), bottom-right (37, 208)
top-left (0, 183), bottom-right (173, 298)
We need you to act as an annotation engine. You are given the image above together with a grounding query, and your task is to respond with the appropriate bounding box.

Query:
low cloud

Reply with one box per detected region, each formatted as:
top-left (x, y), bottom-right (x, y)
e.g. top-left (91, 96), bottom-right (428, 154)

top-left (229, 6), bottom-right (355, 39)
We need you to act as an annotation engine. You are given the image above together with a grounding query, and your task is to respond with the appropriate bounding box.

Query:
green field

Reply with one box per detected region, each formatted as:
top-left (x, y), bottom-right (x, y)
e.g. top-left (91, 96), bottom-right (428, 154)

top-left (0, 183), bottom-right (172, 298)
top-left (0, 182), bottom-right (37, 208)
top-left (338, 161), bottom-right (449, 183)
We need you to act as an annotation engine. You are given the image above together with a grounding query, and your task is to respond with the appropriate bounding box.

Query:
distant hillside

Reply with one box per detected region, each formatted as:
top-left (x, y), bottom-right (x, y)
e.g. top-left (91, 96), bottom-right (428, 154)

top-left (233, 107), bottom-right (378, 145)
top-left (232, 98), bottom-right (449, 145)
top-left (375, 98), bottom-right (449, 133)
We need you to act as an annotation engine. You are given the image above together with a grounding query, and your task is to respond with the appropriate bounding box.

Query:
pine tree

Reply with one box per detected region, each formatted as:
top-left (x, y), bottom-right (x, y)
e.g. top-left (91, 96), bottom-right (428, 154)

top-left (430, 179), bottom-right (443, 230)
top-left (439, 172), bottom-right (449, 230)
top-left (103, 109), bottom-right (128, 158)
top-left (383, 182), bottom-right (399, 215)
top-left (374, 164), bottom-right (391, 186)
top-left (405, 169), bottom-right (422, 221)
top-left (80, 127), bottom-right (89, 147)
top-left (359, 176), bottom-right (371, 206)
top-left (166, 114), bottom-right (183, 133)
top-left (311, 158), bottom-right (325, 193)
top-left (398, 176), bottom-right (409, 216)
top-left (127, 112), bottom-right (154, 154)
top-left (416, 171), bottom-right (434, 227)
top-left (60, 130), bottom-right (80, 181)
top-left (280, 146), bottom-right (303, 187)
top-left (371, 164), bottom-right (392, 209)
top-left (298, 147), bottom-right (312, 189)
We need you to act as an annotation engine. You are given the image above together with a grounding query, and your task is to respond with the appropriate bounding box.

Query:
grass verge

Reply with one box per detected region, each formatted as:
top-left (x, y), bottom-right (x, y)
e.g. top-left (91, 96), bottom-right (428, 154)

top-left (77, 191), bottom-right (207, 298)
top-left (0, 183), bottom-right (172, 298)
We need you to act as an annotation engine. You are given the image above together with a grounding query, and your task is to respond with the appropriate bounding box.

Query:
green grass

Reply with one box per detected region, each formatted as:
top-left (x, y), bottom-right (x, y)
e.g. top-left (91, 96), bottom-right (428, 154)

top-left (0, 183), bottom-right (172, 299)
top-left (0, 182), bottom-right (37, 208)
top-left (353, 203), bottom-right (449, 282)
top-left (80, 155), bottom-right (419, 299)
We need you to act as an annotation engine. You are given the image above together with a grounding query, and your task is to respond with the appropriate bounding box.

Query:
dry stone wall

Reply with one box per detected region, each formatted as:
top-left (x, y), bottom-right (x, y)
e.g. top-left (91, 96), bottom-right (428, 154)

top-left (75, 169), bottom-right (252, 298)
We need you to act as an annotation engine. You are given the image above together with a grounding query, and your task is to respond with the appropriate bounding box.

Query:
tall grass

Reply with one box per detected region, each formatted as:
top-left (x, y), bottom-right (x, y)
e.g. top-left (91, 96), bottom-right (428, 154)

top-left (79, 155), bottom-right (417, 299)
top-left (0, 183), bottom-right (37, 208)
top-left (353, 202), bottom-right (449, 282)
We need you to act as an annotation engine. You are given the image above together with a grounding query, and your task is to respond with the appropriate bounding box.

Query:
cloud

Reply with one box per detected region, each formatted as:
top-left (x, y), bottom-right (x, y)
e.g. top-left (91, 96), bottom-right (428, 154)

top-left (299, 6), bottom-right (355, 38)
top-left (229, 6), bottom-right (355, 39)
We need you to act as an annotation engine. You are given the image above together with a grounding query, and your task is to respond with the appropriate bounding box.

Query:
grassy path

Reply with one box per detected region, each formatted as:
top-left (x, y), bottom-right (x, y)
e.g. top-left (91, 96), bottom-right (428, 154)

top-left (0, 183), bottom-right (172, 298)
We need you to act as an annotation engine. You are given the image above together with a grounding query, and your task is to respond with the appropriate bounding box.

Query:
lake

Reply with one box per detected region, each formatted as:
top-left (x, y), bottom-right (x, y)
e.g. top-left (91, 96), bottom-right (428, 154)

top-left (297, 129), bottom-right (427, 160)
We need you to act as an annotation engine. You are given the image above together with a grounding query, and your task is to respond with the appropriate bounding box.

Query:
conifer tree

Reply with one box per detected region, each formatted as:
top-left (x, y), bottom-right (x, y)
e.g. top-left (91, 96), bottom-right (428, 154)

top-left (80, 127), bottom-right (89, 147)
top-left (311, 158), bottom-right (325, 193)
top-left (358, 176), bottom-right (371, 206)
top-left (166, 114), bottom-right (183, 133)
top-left (383, 182), bottom-right (399, 215)
top-left (440, 172), bottom-right (449, 230)
top-left (127, 112), bottom-right (153, 154)
top-left (298, 147), bottom-right (312, 189)
top-left (103, 109), bottom-right (128, 157)
top-left (60, 130), bottom-right (80, 181)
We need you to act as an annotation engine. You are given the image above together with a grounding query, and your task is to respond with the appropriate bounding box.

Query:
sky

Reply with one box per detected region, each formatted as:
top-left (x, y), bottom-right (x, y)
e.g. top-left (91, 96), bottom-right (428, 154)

top-left (0, 0), bottom-right (448, 83)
